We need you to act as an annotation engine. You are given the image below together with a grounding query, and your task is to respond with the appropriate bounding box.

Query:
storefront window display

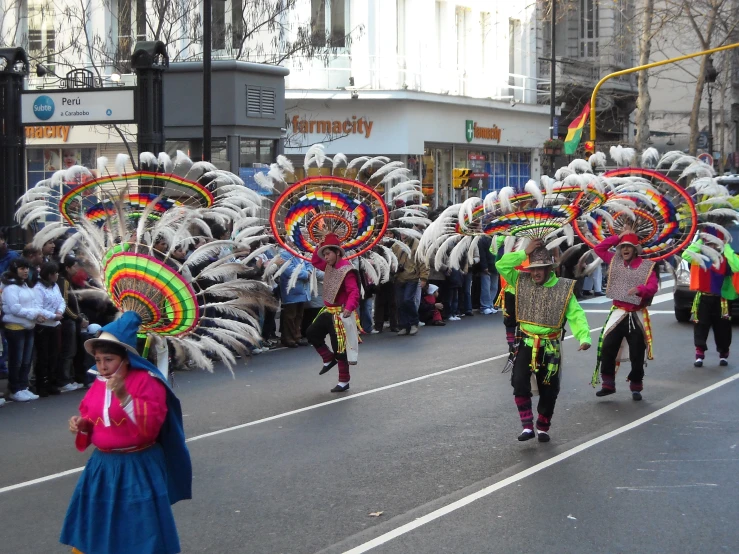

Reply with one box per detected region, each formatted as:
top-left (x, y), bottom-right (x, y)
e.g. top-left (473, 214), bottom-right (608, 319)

top-left (27, 147), bottom-right (97, 189)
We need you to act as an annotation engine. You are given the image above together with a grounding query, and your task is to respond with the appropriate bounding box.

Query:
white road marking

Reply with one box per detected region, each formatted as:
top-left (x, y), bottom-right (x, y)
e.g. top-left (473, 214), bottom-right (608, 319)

top-left (615, 483), bottom-right (717, 490)
top-left (0, 327), bottom-right (602, 495)
top-left (584, 309), bottom-right (674, 315)
top-left (342, 373), bottom-right (739, 554)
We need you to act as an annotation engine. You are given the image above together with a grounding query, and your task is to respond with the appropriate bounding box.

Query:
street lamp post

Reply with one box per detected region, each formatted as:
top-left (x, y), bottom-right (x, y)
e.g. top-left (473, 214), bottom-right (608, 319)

top-left (705, 56), bottom-right (719, 157)
top-left (0, 48), bottom-right (29, 244)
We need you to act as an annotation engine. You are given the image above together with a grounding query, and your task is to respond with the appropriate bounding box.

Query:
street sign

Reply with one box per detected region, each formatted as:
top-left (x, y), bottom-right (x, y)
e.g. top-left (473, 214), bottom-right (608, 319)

top-left (698, 152), bottom-right (714, 166)
top-left (21, 88), bottom-right (136, 125)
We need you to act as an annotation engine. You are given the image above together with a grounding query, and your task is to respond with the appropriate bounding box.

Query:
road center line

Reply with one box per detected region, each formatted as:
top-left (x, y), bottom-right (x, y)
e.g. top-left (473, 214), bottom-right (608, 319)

top-left (0, 326), bottom-right (603, 495)
top-left (342, 372), bottom-right (739, 554)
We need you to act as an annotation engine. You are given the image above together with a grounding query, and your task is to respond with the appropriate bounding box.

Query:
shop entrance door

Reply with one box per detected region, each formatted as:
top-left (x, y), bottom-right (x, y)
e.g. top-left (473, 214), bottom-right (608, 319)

top-left (423, 147), bottom-right (452, 209)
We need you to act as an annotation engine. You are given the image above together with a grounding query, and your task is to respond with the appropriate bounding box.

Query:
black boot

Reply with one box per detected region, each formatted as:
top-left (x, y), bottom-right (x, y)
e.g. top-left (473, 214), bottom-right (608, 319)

top-left (319, 359), bottom-right (337, 375)
top-left (632, 391), bottom-right (642, 401)
top-left (595, 388), bottom-right (616, 397)
top-left (330, 383), bottom-right (350, 393)
top-left (517, 429), bottom-right (536, 441)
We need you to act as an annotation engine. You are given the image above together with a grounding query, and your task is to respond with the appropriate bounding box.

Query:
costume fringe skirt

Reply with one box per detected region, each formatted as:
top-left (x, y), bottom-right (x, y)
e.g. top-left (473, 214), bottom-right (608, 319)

top-left (60, 444), bottom-right (180, 554)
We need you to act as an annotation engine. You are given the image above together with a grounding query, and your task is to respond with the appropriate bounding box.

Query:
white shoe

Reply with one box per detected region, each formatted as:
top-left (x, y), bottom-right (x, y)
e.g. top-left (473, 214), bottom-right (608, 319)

top-left (409, 325), bottom-right (419, 335)
top-left (60, 383), bottom-right (79, 393)
top-left (448, 316), bottom-right (460, 321)
top-left (9, 391), bottom-right (31, 402)
top-left (24, 389), bottom-right (39, 400)
top-left (0, 398), bottom-right (5, 407)
top-left (418, 322), bottom-right (426, 326)
top-left (370, 329), bottom-right (380, 334)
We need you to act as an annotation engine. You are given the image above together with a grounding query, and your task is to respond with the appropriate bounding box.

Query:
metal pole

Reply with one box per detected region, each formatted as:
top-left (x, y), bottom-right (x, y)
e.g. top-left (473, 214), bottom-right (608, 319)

top-left (589, 41), bottom-right (739, 145)
top-left (550, 0), bottom-right (556, 139)
top-left (203, 0), bottom-right (212, 162)
top-left (708, 83), bottom-right (714, 156)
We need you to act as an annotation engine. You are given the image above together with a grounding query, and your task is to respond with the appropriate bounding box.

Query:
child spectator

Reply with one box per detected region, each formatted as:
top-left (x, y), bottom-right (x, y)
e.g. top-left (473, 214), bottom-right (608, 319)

top-left (419, 284), bottom-right (446, 326)
top-left (2, 258), bottom-right (44, 401)
top-left (33, 262), bottom-right (65, 396)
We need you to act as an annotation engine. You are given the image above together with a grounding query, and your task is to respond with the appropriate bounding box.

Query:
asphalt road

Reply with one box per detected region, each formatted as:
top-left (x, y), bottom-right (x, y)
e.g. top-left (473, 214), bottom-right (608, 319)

top-left (2, 280), bottom-right (739, 553)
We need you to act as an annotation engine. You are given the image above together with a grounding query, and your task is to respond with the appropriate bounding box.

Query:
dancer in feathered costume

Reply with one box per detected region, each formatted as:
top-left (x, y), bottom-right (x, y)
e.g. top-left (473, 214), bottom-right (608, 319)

top-left (262, 145), bottom-right (429, 388)
top-left (308, 234), bottom-right (361, 392)
top-left (15, 151), bottom-right (276, 373)
top-left (496, 240), bottom-right (591, 442)
top-left (592, 230), bottom-right (658, 400)
top-left (682, 226), bottom-right (739, 367)
top-left (583, 147), bottom-right (739, 369)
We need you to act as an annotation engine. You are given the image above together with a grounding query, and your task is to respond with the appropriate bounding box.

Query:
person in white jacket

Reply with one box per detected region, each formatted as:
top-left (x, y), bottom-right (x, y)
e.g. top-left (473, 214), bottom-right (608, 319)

top-left (2, 258), bottom-right (46, 402)
top-left (33, 262), bottom-right (66, 396)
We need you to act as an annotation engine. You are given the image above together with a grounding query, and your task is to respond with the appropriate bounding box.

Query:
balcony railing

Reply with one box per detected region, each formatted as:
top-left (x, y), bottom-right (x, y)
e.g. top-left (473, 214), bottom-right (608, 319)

top-left (284, 54), bottom-right (545, 104)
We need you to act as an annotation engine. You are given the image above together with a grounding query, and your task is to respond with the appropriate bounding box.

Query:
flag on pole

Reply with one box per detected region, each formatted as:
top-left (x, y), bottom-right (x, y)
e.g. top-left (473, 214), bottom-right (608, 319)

top-left (564, 102), bottom-right (591, 155)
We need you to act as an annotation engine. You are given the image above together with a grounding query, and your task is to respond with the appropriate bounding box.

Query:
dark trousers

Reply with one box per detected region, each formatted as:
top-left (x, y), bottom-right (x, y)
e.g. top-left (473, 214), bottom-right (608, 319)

top-left (694, 295), bottom-right (732, 356)
top-left (503, 291), bottom-right (518, 350)
top-left (511, 342), bottom-right (560, 427)
top-left (395, 280), bottom-right (420, 329)
top-left (301, 306), bottom-right (322, 337)
top-left (373, 281), bottom-right (398, 331)
top-left (599, 314), bottom-right (646, 390)
top-left (34, 325), bottom-right (62, 391)
top-left (449, 287), bottom-right (461, 315)
top-left (6, 328), bottom-right (35, 393)
top-left (281, 302), bottom-right (304, 345)
top-left (57, 319), bottom-right (77, 385)
top-left (306, 311), bottom-right (344, 360)
top-left (307, 311), bottom-right (350, 381)
top-left (72, 320), bottom-right (88, 384)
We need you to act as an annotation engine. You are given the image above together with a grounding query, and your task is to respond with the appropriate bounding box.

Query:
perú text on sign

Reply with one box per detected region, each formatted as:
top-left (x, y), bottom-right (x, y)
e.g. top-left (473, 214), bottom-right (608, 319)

top-left (20, 89), bottom-right (136, 125)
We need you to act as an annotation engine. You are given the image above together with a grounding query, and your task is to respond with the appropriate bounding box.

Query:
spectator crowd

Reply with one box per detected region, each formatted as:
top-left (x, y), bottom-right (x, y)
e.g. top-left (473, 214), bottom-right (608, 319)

top-left (0, 213), bottom-right (606, 407)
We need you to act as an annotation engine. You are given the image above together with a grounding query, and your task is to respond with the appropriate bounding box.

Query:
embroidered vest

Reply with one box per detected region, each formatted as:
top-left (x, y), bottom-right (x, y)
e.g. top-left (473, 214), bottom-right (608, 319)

top-left (606, 255), bottom-right (655, 305)
top-left (515, 273), bottom-right (575, 329)
top-left (323, 264), bottom-right (355, 305)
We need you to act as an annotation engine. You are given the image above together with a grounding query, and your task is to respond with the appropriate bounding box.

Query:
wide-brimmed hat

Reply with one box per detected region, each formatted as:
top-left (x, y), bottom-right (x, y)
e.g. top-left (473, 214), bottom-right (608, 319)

top-left (527, 246), bottom-right (555, 268)
top-left (617, 233), bottom-right (643, 253)
top-left (84, 311), bottom-right (142, 356)
top-left (316, 233), bottom-right (345, 260)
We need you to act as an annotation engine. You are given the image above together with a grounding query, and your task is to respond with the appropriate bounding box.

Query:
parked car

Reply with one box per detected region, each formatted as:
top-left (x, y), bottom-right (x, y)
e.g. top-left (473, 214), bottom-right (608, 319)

top-left (673, 224), bottom-right (739, 322)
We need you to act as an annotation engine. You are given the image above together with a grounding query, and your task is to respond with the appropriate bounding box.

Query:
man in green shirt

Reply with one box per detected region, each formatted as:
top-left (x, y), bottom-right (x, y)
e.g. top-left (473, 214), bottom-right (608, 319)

top-left (496, 239), bottom-right (592, 442)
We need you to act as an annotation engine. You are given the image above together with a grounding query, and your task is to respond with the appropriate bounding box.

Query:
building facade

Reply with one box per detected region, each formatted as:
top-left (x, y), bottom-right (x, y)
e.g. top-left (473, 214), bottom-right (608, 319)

top-left (537, 0), bottom-right (637, 149)
top-left (5, 0), bottom-right (555, 207)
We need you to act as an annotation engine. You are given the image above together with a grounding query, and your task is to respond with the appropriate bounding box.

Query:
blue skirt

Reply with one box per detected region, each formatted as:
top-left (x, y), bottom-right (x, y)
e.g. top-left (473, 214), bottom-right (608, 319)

top-left (60, 445), bottom-right (181, 554)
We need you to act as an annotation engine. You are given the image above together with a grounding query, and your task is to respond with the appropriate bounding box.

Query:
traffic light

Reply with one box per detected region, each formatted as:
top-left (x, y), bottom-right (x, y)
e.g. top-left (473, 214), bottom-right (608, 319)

top-left (584, 141), bottom-right (595, 160)
top-left (453, 168), bottom-right (472, 189)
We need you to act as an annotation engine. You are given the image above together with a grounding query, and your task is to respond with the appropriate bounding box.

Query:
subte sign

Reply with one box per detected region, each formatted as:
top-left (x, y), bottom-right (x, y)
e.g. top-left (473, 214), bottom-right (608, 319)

top-left (21, 88), bottom-right (136, 125)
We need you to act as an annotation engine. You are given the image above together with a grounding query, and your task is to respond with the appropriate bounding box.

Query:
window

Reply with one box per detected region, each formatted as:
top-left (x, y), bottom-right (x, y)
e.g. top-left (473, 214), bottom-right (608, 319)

top-left (579, 0), bottom-right (599, 59)
top-left (481, 12), bottom-right (490, 72)
top-left (232, 0), bottom-right (244, 48)
top-left (28, 0), bottom-right (55, 72)
top-left (213, 0), bottom-right (227, 50)
top-left (246, 86), bottom-right (276, 119)
top-left (240, 139), bottom-right (275, 166)
top-left (509, 152), bottom-right (531, 188)
top-left (116, 0), bottom-right (147, 71)
top-left (311, 0), bottom-right (346, 47)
